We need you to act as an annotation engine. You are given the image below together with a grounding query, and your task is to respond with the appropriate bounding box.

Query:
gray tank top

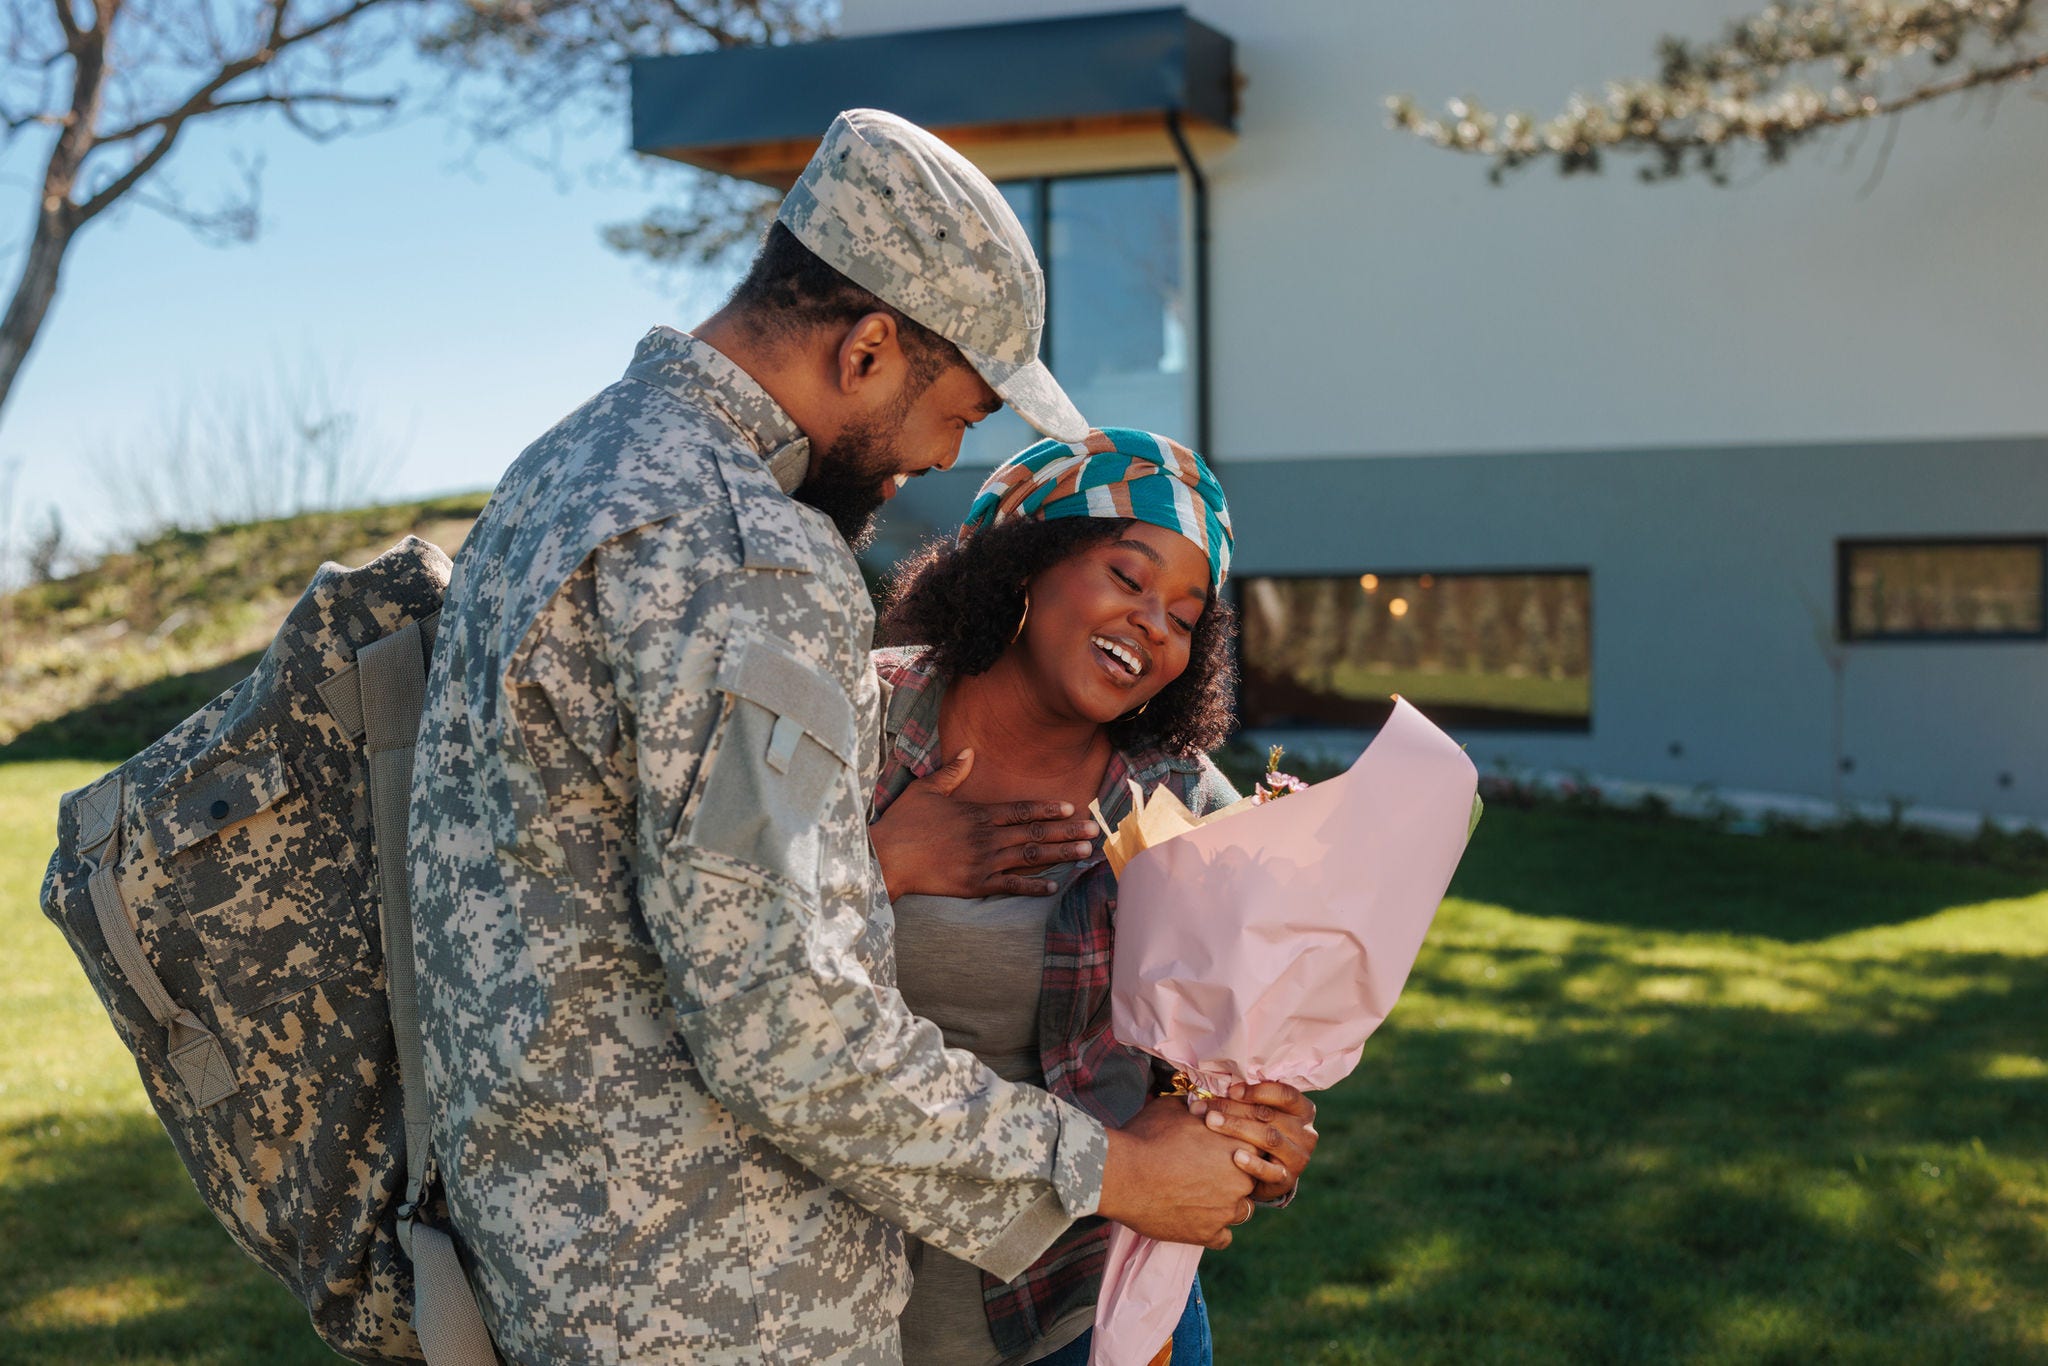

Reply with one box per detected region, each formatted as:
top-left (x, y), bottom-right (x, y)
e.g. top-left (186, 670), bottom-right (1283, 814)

top-left (892, 889), bottom-right (1096, 1365)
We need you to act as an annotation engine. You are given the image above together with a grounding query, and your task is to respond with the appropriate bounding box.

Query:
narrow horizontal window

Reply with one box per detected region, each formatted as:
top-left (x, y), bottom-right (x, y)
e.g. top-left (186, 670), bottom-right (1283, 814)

top-left (1838, 539), bottom-right (2046, 642)
top-left (1239, 571), bottom-right (1592, 732)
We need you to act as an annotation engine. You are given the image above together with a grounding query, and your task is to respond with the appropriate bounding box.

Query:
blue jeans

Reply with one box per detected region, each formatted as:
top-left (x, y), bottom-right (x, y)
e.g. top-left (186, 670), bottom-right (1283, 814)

top-left (1035, 1275), bottom-right (1211, 1365)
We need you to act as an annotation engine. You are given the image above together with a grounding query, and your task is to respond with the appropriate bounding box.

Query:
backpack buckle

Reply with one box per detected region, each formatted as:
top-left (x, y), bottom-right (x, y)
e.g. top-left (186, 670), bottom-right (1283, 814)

top-left (74, 775), bottom-right (124, 866)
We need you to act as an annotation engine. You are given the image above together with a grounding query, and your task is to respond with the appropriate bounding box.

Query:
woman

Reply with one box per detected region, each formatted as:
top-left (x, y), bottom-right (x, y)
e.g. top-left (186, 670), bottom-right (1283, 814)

top-left (868, 428), bottom-right (1320, 1365)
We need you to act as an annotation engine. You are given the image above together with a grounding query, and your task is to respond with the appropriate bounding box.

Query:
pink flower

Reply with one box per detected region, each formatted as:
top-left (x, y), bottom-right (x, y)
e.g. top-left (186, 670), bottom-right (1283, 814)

top-left (1255, 772), bottom-right (1308, 803)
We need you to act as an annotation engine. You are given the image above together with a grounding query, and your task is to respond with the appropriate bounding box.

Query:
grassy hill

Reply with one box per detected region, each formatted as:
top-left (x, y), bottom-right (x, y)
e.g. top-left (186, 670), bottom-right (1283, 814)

top-left (0, 497), bottom-right (484, 761)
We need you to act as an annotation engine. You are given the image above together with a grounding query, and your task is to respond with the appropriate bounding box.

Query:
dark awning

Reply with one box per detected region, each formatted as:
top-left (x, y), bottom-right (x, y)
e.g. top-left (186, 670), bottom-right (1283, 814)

top-left (630, 7), bottom-right (1237, 185)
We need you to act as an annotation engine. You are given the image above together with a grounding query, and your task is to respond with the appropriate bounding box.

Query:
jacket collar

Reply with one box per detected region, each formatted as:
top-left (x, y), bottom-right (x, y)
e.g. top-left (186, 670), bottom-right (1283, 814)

top-left (876, 646), bottom-right (1196, 796)
top-left (624, 326), bottom-right (811, 493)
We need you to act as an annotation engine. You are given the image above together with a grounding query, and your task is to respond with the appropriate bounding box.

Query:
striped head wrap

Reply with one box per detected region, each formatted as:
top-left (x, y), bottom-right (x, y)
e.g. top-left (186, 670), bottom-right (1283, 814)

top-left (959, 427), bottom-right (1234, 589)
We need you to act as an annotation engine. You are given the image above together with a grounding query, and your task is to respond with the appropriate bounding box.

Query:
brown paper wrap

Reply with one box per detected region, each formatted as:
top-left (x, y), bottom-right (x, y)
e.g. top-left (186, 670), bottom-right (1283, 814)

top-left (1089, 779), bottom-right (1262, 879)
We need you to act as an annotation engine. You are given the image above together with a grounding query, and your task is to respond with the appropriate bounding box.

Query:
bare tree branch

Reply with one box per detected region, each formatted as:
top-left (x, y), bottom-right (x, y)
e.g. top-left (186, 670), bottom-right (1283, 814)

top-left (265, 0), bottom-right (293, 52)
top-left (94, 355), bottom-right (406, 534)
top-left (131, 151), bottom-right (262, 242)
top-left (600, 170), bottom-right (777, 271)
top-left (0, 0), bottom-right (417, 418)
top-left (1857, 109), bottom-right (1905, 196)
top-left (96, 85), bottom-right (395, 144)
top-left (74, 126), bottom-right (182, 223)
top-left (0, 0), bottom-right (830, 430)
top-left (52, 0), bottom-right (85, 47)
top-left (420, 1), bottom-right (828, 267)
top-left (87, 0), bottom-right (403, 148)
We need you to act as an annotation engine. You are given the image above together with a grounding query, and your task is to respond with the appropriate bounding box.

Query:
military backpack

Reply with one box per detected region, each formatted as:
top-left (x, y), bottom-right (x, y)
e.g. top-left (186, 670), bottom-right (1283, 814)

top-left (38, 537), bottom-right (498, 1365)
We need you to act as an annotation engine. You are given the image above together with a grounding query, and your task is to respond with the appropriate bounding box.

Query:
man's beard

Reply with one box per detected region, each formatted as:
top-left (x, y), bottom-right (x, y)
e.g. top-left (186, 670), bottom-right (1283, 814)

top-left (793, 410), bottom-right (899, 552)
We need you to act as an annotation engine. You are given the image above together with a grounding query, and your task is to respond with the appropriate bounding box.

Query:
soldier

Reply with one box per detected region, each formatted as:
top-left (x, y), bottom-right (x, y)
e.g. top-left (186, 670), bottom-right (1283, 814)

top-left (408, 109), bottom-right (1260, 1364)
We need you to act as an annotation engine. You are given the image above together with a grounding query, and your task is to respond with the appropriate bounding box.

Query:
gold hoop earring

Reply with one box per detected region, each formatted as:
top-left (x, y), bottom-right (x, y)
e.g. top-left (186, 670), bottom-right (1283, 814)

top-left (1117, 700), bottom-right (1150, 722)
top-left (1010, 592), bottom-right (1031, 645)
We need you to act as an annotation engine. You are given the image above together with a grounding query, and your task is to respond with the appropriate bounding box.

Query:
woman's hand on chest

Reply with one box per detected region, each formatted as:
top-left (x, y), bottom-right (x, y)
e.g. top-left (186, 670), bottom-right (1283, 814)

top-left (868, 747), bottom-right (1101, 901)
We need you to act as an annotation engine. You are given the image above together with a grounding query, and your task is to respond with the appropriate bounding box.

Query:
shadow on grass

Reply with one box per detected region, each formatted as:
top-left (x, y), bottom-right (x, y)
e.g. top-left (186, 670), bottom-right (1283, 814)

top-left (0, 1110), bottom-right (336, 1366)
top-left (1449, 805), bottom-right (2048, 943)
top-left (0, 650), bottom-right (260, 764)
top-left (1209, 938), bottom-right (2048, 1365)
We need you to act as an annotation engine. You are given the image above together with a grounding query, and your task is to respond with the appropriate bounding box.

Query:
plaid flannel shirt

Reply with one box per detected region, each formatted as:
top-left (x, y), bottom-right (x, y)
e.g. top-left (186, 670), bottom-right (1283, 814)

top-left (869, 646), bottom-right (1239, 1359)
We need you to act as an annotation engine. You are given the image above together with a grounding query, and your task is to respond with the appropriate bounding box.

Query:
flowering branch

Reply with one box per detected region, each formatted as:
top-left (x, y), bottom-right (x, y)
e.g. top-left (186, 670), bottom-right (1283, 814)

top-left (1253, 746), bottom-right (1307, 804)
top-left (1386, 0), bottom-right (2047, 182)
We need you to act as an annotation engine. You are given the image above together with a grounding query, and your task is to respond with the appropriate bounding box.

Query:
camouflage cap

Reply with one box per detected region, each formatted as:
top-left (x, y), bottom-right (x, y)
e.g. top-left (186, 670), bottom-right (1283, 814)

top-left (777, 108), bottom-right (1087, 443)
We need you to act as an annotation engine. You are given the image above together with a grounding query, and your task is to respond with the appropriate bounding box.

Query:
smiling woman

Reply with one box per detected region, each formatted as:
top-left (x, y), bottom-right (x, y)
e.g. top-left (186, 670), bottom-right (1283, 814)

top-left (865, 428), bottom-right (1322, 1366)
top-left (881, 426), bottom-right (1239, 761)
top-left (879, 512), bottom-right (1236, 763)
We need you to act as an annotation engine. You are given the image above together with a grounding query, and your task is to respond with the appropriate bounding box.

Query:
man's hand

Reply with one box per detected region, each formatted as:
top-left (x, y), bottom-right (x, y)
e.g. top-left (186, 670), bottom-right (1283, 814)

top-left (1098, 1097), bottom-right (1258, 1250)
top-left (1189, 1083), bottom-right (1319, 1204)
top-left (869, 749), bottom-right (1099, 900)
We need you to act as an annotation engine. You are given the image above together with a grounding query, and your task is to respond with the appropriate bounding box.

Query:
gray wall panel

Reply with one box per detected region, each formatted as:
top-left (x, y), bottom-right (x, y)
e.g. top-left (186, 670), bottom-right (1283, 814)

top-left (1219, 439), bottom-right (2048, 820)
top-left (880, 438), bottom-right (2048, 821)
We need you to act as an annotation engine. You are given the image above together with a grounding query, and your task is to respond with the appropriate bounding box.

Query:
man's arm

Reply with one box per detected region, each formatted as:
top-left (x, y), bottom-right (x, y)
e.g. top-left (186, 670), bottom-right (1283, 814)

top-left (569, 537), bottom-right (1247, 1272)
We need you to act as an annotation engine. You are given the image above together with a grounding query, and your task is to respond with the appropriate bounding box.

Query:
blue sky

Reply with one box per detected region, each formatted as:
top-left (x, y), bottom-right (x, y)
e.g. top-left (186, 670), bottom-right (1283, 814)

top-left (0, 61), bottom-right (742, 558)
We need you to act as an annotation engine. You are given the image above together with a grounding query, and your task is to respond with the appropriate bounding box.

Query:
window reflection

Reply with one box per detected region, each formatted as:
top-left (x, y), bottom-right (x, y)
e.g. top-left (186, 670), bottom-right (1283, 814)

top-left (1048, 173), bottom-right (1190, 443)
top-left (956, 171), bottom-right (1190, 468)
top-left (1841, 540), bottom-right (2046, 640)
top-left (956, 181), bottom-right (1045, 467)
top-left (1240, 572), bottom-right (1594, 732)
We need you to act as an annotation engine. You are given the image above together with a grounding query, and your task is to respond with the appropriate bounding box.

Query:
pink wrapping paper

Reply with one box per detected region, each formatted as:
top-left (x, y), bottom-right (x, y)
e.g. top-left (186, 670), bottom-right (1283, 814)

top-left (1089, 698), bottom-right (1478, 1365)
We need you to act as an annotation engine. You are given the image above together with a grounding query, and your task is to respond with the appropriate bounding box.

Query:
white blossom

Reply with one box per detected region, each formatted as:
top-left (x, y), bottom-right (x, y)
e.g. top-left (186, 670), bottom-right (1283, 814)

top-left (1387, 0), bottom-right (2046, 181)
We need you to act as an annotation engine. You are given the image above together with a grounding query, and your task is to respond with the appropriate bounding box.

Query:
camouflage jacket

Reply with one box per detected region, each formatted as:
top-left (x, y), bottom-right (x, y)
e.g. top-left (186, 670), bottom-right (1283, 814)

top-left (407, 328), bottom-right (1108, 1365)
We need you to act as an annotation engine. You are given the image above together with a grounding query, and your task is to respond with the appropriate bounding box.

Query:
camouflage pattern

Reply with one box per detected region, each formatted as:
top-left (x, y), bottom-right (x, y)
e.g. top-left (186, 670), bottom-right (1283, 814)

top-left (407, 326), bottom-right (1108, 1365)
top-left (778, 108), bottom-right (1088, 443)
top-left (40, 537), bottom-right (455, 1365)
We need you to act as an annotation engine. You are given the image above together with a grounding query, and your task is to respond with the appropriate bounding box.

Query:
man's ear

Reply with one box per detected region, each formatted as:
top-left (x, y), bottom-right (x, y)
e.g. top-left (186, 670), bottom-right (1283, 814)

top-left (836, 311), bottom-right (901, 396)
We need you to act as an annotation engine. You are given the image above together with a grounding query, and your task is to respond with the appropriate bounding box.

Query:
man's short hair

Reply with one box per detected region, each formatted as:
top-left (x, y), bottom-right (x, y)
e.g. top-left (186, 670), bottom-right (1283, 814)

top-left (726, 222), bottom-right (963, 392)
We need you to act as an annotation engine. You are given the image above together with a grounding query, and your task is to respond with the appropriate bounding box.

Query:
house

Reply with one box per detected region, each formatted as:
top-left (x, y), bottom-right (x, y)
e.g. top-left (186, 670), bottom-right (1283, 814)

top-left (630, 1), bottom-right (2048, 827)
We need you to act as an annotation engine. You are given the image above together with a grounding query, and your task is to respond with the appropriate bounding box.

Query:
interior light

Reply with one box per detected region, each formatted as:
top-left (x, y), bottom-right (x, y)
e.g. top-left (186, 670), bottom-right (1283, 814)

top-left (1360, 574), bottom-right (1379, 592)
top-left (1389, 597), bottom-right (1410, 618)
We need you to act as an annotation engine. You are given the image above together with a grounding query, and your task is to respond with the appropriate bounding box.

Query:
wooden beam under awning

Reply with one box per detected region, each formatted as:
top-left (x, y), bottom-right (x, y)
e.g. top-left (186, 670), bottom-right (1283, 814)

top-left (671, 110), bottom-right (1237, 189)
top-left (631, 7), bottom-right (1239, 188)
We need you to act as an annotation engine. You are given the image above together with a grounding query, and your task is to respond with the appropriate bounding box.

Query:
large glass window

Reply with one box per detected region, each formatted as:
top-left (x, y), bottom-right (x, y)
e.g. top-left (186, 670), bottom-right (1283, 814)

top-left (1838, 538), bottom-right (2046, 641)
top-left (1239, 571), bottom-right (1594, 732)
top-left (956, 170), bottom-right (1190, 467)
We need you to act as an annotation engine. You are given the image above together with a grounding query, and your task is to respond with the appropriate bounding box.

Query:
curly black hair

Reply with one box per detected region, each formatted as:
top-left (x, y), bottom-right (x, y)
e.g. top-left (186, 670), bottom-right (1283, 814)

top-left (878, 517), bottom-right (1238, 760)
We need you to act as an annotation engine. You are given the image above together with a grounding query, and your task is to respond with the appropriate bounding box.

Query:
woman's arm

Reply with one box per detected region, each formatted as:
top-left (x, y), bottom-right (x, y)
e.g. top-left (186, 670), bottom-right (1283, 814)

top-left (1190, 1084), bottom-right (1319, 1204)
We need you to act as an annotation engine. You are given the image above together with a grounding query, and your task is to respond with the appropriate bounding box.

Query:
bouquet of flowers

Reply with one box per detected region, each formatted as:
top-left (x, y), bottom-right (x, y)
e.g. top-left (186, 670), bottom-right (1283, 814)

top-left (1086, 698), bottom-right (1482, 1365)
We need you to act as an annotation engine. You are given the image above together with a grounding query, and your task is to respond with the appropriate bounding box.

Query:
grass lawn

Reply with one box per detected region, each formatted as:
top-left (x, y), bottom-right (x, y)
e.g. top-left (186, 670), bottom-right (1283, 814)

top-left (1326, 663), bottom-right (1591, 720)
top-left (0, 761), bottom-right (336, 1366)
top-left (2, 760), bottom-right (2045, 1364)
top-left (1212, 806), bottom-right (2048, 1365)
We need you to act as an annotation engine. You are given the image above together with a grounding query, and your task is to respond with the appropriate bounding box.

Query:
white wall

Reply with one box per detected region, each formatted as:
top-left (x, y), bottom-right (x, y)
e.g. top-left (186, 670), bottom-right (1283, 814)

top-left (846, 0), bottom-right (2048, 461)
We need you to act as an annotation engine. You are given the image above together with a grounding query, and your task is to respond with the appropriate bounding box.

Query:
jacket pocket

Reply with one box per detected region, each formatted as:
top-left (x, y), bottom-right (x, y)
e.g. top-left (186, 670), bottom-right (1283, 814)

top-left (680, 637), bottom-right (857, 890)
top-left (148, 740), bottom-right (370, 1014)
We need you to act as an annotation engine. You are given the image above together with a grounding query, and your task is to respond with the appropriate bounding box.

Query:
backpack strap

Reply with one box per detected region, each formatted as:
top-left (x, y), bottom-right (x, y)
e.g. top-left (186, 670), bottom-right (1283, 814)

top-left (319, 615), bottom-right (440, 743)
top-left (356, 617), bottom-right (499, 1366)
top-left (74, 776), bottom-right (238, 1110)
